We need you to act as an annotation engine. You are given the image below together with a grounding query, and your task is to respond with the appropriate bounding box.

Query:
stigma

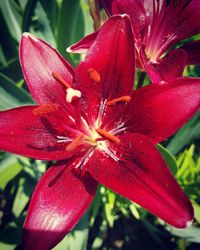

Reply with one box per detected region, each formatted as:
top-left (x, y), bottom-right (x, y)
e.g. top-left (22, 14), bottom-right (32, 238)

top-left (66, 88), bottom-right (81, 103)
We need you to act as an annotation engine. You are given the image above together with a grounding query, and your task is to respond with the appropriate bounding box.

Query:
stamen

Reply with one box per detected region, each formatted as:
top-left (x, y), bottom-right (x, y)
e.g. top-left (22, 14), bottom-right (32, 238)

top-left (33, 104), bottom-right (60, 116)
top-left (106, 95), bottom-right (131, 106)
top-left (87, 68), bottom-right (101, 82)
top-left (96, 128), bottom-right (121, 144)
top-left (65, 134), bottom-right (84, 152)
top-left (52, 71), bottom-right (71, 89)
top-left (66, 88), bottom-right (81, 103)
top-left (101, 145), bottom-right (120, 162)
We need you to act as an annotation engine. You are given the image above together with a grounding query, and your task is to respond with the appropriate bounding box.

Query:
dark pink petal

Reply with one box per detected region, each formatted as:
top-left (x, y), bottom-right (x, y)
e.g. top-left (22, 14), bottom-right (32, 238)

top-left (67, 31), bottom-right (98, 54)
top-left (0, 106), bottom-right (88, 160)
top-left (20, 33), bottom-right (74, 110)
top-left (102, 1), bottom-right (200, 63)
top-left (23, 162), bottom-right (98, 250)
top-left (143, 49), bottom-right (187, 83)
top-left (180, 40), bottom-right (200, 65)
top-left (104, 78), bottom-right (200, 144)
top-left (75, 15), bottom-right (135, 125)
top-left (88, 133), bottom-right (194, 228)
top-left (101, 0), bottom-right (147, 47)
top-left (144, 0), bottom-right (200, 61)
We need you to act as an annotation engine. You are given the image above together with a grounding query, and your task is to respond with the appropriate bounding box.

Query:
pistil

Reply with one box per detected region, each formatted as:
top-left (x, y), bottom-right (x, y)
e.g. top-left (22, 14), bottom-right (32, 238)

top-left (53, 71), bottom-right (83, 130)
top-left (106, 95), bottom-right (131, 106)
top-left (96, 128), bottom-right (121, 144)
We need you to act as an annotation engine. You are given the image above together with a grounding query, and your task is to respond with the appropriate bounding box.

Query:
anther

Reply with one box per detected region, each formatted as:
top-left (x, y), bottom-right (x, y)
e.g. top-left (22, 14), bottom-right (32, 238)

top-left (33, 104), bottom-right (60, 116)
top-left (96, 128), bottom-right (121, 144)
top-left (87, 68), bottom-right (101, 82)
top-left (106, 96), bottom-right (131, 106)
top-left (66, 88), bottom-right (81, 103)
top-left (52, 71), bottom-right (71, 89)
top-left (65, 134), bottom-right (84, 152)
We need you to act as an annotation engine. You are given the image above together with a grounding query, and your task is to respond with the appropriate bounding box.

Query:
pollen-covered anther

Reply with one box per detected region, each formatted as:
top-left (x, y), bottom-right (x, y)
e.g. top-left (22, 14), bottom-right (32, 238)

top-left (65, 134), bottom-right (84, 152)
top-left (33, 104), bottom-right (60, 116)
top-left (96, 128), bottom-right (121, 144)
top-left (106, 95), bottom-right (131, 106)
top-left (52, 71), bottom-right (71, 89)
top-left (66, 88), bottom-right (81, 103)
top-left (87, 68), bottom-right (101, 82)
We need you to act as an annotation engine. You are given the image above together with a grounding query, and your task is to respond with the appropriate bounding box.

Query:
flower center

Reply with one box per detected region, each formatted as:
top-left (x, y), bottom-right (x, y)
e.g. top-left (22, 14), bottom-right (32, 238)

top-left (50, 71), bottom-right (123, 167)
top-left (95, 128), bottom-right (120, 144)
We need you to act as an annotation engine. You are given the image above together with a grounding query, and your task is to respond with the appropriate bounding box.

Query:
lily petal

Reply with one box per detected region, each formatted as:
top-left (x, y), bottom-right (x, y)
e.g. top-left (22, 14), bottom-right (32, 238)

top-left (180, 40), bottom-right (200, 65)
top-left (67, 31), bottom-right (98, 54)
top-left (20, 33), bottom-right (74, 109)
top-left (101, 0), bottom-right (147, 46)
top-left (75, 15), bottom-right (135, 124)
top-left (143, 49), bottom-right (187, 83)
top-left (104, 78), bottom-right (200, 144)
top-left (23, 162), bottom-right (98, 250)
top-left (88, 133), bottom-right (194, 228)
top-left (0, 106), bottom-right (87, 160)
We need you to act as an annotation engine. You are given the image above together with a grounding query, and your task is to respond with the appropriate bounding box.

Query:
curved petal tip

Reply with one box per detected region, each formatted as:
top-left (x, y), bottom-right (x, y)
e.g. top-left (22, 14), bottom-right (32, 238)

top-left (22, 32), bottom-right (38, 41)
top-left (186, 219), bottom-right (194, 228)
top-left (173, 206), bottom-right (194, 229)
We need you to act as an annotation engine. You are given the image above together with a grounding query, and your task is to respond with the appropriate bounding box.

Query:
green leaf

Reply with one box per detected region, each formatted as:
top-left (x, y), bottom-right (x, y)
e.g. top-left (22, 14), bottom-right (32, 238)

top-left (12, 178), bottom-right (30, 217)
top-left (80, 0), bottom-right (94, 35)
top-left (0, 155), bottom-right (22, 189)
top-left (157, 144), bottom-right (178, 175)
top-left (18, 0), bottom-right (29, 10)
top-left (90, 186), bottom-right (101, 226)
top-left (0, 243), bottom-right (15, 250)
top-left (39, 0), bottom-right (59, 33)
top-left (53, 212), bottom-right (89, 250)
top-left (0, 0), bottom-right (22, 42)
top-left (29, 1), bottom-right (56, 46)
top-left (22, 0), bottom-right (38, 32)
top-left (192, 202), bottom-right (200, 224)
top-left (142, 220), bottom-right (169, 250)
top-left (0, 45), bottom-right (7, 66)
top-left (57, 0), bottom-right (82, 59)
top-left (0, 223), bottom-right (21, 244)
top-left (0, 72), bottom-right (34, 110)
top-left (167, 112), bottom-right (200, 155)
top-left (129, 203), bottom-right (140, 220)
top-left (176, 145), bottom-right (200, 185)
top-left (0, 9), bottom-right (18, 63)
top-left (0, 58), bottom-right (23, 82)
top-left (169, 225), bottom-right (200, 243)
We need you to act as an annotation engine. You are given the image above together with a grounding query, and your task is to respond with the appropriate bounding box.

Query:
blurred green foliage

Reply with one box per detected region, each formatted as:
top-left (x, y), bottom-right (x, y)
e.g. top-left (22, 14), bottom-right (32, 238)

top-left (0, 0), bottom-right (199, 250)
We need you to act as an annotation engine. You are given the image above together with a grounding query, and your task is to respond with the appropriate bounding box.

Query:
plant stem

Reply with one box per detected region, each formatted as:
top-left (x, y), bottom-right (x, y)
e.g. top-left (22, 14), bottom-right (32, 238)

top-left (137, 71), bottom-right (146, 89)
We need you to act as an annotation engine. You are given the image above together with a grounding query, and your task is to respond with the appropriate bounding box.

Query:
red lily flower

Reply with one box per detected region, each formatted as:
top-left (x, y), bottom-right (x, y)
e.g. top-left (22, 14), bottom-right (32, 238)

top-left (69, 0), bottom-right (200, 83)
top-left (0, 15), bottom-right (200, 250)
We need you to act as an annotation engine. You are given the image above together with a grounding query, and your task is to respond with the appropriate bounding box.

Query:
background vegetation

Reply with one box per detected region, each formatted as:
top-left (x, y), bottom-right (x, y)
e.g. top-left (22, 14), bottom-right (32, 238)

top-left (0, 0), bottom-right (200, 249)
